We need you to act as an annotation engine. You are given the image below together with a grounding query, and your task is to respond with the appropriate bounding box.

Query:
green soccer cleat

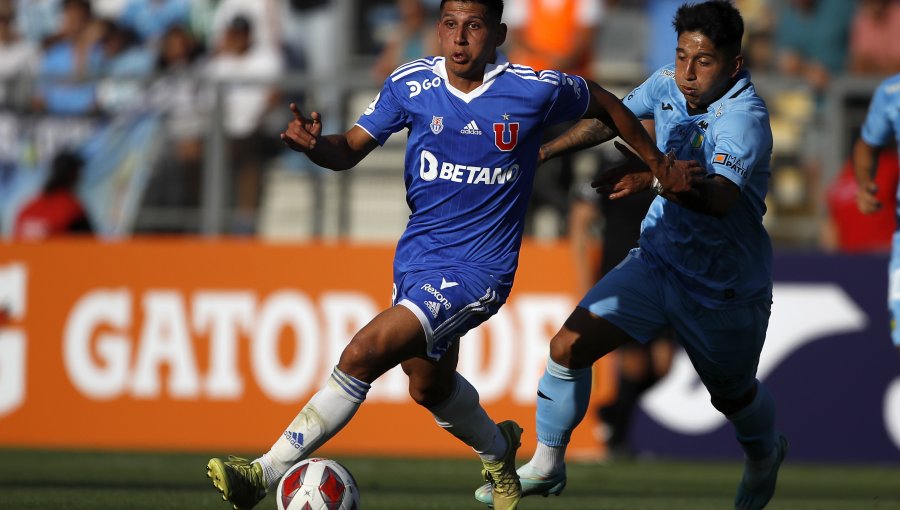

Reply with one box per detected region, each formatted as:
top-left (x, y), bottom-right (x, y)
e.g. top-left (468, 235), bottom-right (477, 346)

top-left (734, 433), bottom-right (789, 510)
top-left (474, 466), bottom-right (567, 507)
top-left (479, 420), bottom-right (524, 510)
top-left (207, 455), bottom-right (267, 510)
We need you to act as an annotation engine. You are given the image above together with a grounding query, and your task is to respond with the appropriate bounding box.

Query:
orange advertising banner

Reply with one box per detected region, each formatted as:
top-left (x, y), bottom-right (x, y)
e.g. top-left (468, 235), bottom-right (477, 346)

top-left (0, 239), bottom-right (613, 458)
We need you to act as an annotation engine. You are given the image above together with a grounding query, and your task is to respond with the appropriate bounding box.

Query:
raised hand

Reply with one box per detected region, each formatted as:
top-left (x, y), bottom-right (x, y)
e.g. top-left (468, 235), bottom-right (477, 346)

top-left (280, 103), bottom-right (322, 152)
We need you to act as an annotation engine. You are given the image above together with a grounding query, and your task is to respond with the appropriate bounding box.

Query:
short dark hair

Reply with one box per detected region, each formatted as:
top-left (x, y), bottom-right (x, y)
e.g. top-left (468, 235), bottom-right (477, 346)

top-left (673, 1), bottom-right (744, 58)
top-left (439, 0), bottom-right (504, 23)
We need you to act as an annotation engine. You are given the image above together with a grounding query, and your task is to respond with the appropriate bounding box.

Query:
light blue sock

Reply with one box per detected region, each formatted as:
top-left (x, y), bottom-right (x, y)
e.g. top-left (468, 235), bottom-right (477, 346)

top-left (535, 357), bottom-right (593, 447)
top-left (728, 381), bottom-right (777, 461)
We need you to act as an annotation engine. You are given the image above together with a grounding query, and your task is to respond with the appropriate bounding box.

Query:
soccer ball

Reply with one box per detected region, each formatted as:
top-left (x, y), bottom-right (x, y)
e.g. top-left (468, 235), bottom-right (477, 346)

top-left (276, 458), bottom-right (360, 510)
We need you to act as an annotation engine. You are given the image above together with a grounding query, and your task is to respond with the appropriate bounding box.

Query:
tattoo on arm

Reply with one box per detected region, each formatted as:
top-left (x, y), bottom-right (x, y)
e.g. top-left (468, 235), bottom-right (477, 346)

top-left (574, 119), bottom-right (616, 147)
top-left (544, 119), bottom-right (616, 162)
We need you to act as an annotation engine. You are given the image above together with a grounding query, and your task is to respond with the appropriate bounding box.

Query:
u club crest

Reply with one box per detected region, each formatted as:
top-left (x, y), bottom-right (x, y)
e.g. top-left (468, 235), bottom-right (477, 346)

top-left (430, 116), bottom-right (444, 135)
top-left (493, 122), bottom-right (519, 151)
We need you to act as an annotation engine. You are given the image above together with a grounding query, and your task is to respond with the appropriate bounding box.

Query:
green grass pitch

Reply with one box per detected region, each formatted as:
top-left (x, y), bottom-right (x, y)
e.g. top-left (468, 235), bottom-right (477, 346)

top-left (1, 449), bottom-right (899, 509)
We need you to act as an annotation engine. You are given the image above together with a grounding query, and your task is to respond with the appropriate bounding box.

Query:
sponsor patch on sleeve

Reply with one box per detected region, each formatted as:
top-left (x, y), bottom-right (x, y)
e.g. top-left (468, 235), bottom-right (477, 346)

top-left (712, 152), bottom-right (747, 177)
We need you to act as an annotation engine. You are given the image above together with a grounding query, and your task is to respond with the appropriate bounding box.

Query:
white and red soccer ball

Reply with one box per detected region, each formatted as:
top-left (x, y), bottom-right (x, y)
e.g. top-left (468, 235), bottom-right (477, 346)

top-left (276, 458), bottom-right (360, 510)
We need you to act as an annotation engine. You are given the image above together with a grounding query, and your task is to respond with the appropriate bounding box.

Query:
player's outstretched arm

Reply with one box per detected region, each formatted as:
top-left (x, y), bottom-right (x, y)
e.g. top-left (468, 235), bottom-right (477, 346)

top-left (852, 137), bottom-right (882, 214)
top-left (280, 103), bottom-right (379, 171)
top-left (594, 142), bottom-right (740, 218)
top-left (539, 118), bottom-right (615, 165)
top-left (539, 80), bottom-right (702, 191)
top-left (581, 80), bottom-right (702, 194)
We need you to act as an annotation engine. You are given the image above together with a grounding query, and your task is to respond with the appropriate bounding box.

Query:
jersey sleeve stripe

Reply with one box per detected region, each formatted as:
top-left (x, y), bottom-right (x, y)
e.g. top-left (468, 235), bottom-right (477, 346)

top-left (392, 57), bottom-right (438, 74)
top-left (509, 72), bottom-right (561, 85)
top-left (390, 57), bottom-right (439, 81)
top-left (509, 66), bottom-right (561, 85)
top-left (392, 65), bottom-right (436, 82)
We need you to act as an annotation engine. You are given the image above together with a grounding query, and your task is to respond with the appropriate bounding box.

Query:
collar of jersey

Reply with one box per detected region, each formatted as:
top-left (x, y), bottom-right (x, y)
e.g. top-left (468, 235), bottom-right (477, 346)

top-left (705, 69), bottom-right (751, 113)
top-left (433, 52), bottom-right (510, 103)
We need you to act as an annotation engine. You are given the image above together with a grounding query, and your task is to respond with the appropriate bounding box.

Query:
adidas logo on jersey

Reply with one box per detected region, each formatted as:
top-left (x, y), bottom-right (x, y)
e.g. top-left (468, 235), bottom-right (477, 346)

top-left (460, 120), bottom-right (482, 135)
top-left (425, 301), bottom-right (442, 319)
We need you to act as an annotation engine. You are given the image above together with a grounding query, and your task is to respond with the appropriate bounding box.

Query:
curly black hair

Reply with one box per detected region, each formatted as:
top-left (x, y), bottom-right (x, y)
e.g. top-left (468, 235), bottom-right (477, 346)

top-left (673, 1), bottom-right (744, 58)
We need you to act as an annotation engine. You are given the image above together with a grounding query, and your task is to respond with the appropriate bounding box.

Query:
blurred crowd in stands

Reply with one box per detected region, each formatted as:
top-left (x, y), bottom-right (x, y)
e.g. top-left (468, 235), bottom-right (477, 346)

top-left (1, 0), bottom-right (898, 252)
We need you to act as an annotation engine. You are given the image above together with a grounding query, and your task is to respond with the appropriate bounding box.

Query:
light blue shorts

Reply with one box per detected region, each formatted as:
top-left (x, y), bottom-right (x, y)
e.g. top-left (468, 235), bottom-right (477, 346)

top-left (579, 250), bottom-right (771, 399)
top-left (393, 268), bottom-right (511, 360)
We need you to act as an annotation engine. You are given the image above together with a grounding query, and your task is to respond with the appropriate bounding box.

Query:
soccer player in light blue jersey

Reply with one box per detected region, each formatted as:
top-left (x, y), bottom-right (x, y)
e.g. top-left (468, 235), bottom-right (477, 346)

top-left (476, 2), bottom-right (787, 510)
top-left (205, 1), bottom-right (701, 509)
top-left (854, 73), bottom-right (900, 360)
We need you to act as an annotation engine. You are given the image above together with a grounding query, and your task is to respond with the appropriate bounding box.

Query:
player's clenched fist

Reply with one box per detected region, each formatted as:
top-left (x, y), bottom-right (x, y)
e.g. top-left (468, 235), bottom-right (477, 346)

top-left (592, 141), bottom-right (703, 199)
top-left (856, 182), bottom-right (881, 214)
top-left (280, 103), bottom-right (322, 152)
top-left (656, 153), bottom-right (705, 194)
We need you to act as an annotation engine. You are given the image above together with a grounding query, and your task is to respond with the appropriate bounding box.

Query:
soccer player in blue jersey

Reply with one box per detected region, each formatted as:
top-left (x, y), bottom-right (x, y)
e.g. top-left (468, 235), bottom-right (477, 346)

top-left (854, 73), bottom-right (900, 360)
top-left (205, 1), bottom-right (700, 509)
top-left (475, 2), bottom-right (787, 510)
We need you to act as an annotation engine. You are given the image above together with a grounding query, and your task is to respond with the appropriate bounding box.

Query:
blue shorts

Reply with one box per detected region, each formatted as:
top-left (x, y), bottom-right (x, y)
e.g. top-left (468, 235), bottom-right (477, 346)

top-left (888, 235), bottom-right (900, 346)
top-left (579, 250), bottom-right (771, 399)
top-left (393, 267), bottom-right (511, 360)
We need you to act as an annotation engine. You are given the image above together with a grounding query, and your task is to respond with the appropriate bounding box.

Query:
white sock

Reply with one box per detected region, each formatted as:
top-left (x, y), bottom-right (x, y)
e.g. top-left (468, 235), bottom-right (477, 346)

top-left (429, 373), bottom-right (506, 461)
top-left (255, 367), bottom-right (370, 489)
top-left (522, 441), bottom-right (566, 477)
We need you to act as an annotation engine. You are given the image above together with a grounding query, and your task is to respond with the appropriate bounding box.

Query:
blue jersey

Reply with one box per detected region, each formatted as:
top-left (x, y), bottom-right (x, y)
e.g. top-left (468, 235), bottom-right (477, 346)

top-left (623, 65), bottom-right (774, 307)
top-left (356, 54), bottom-right (589, 281)
top-left (860, 72), bottom-right (900, 229)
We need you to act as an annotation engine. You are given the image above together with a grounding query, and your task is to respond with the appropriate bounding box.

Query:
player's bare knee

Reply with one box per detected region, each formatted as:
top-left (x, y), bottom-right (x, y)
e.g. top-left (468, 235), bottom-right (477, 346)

top-left (337, 333), bottom-right (390, 382)
top-left (548, 334), bottom-right (579, 368)
top-left (550, 331), bottom-right (604, 369)
top-left (406, 365), bottom-right (454, 407)
top-left (408, 378), bottom-right (451, 407)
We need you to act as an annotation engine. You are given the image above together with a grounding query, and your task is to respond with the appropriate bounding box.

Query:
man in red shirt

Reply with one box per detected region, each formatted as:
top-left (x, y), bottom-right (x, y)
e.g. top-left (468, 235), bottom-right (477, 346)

top-left (822, 147), bottom-right (898, 253)
top-left (14, 150), bottom-right (93, 240)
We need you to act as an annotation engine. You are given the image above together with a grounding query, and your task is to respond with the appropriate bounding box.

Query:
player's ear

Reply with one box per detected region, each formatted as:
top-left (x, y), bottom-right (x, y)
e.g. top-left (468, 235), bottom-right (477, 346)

top-left (495, 22), bottom-right (507, 47)
top-left (730, 54), bottom-right (744, 78)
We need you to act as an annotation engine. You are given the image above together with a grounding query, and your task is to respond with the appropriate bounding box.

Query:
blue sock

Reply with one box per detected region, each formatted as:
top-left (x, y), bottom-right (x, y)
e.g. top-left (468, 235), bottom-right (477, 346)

top-left (728, 381), bottom-right (777, 461)
top-left (535, 357), bottom-right (593, 447)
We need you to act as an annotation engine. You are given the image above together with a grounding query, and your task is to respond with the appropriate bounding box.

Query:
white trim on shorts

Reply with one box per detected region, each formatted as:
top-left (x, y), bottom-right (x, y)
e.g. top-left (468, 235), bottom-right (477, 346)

top-left (433, 287), bottom-right (498, 344)
top-left (398, 298), bottom-right (434, 340)
top-left (399, 287), bottom-right (499, 359)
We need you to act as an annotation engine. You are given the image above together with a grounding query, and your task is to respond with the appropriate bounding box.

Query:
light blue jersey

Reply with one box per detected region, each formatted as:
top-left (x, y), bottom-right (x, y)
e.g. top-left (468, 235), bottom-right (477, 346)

top-left (356, 54), bottom-right (590, 283)
top-left (860, 73), bottom-right (900, 346)
top-left (623, 65), bottom-right (774, 308)
top-left (860, 72), bottom-right (900, 227)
